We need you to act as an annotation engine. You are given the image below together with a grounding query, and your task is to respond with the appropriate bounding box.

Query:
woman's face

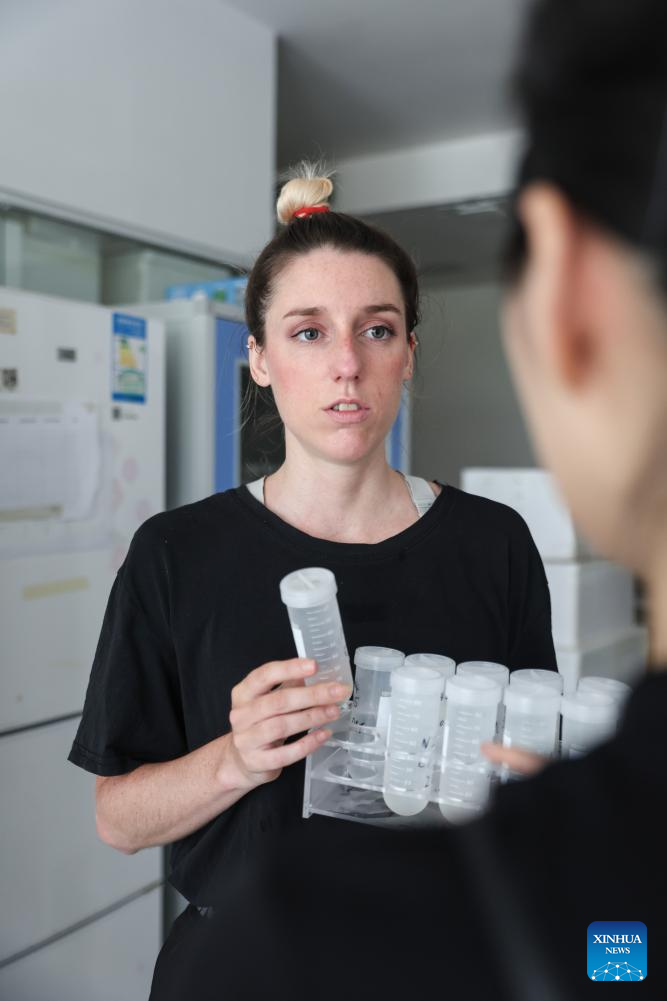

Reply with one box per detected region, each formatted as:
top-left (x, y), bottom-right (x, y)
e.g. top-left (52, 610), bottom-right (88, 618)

top-left (250, 247), bottom-right (415, 467)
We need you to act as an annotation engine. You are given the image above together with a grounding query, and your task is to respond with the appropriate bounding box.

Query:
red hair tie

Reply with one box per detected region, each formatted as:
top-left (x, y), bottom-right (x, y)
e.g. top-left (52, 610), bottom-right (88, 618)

top-left (292, 204), bottom-right (330, 220)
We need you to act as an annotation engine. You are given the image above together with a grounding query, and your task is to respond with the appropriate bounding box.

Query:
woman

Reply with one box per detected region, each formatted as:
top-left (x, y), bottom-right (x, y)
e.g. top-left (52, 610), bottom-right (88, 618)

top-left (68, 169), bottom-right (555, 992)
top-left (156, 1), bottom-right (667, 998)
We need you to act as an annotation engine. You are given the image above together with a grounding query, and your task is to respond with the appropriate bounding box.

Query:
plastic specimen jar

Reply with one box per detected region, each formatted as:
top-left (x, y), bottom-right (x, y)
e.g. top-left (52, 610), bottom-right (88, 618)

top-left (347, 646), bottom-right (404, 781)
top-left (279, 568), bottom-right (353, 691)
top-left (405, 653), bottom-right (456, 758)
top-left (439, 674), bottom-right (501, 824)
top-left (383, 665), bottom-right (443, 817)
top-left (457, 661), bottom-right (510, 737)
top-left (501, 684), bottom-right (561, 782)
top-left (561, 690), bottom-right (618, 759)
top-left (577, 675), bottom-right (631, 716)
top-left (352, 646), bottom-right (405, 733)
top-left (510, 668), bottom-right (564, 695)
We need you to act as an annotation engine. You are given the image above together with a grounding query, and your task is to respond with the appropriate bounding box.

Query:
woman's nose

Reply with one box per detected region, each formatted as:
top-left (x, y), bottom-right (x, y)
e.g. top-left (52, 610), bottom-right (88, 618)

top-left (330, 334), bottom-right (362, 380)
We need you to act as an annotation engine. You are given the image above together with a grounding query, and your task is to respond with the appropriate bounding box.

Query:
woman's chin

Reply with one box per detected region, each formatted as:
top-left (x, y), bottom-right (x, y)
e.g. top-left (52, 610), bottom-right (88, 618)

top-left (285, 422), bottom-right (392, 467)
top-left (315, 435), bottom-right (385, 466)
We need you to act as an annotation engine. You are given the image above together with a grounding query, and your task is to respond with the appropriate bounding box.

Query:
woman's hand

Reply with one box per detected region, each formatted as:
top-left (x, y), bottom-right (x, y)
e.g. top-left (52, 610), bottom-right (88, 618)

top-left (94, 656), bottom-right (349, 853)
top-left (226, 657), bottom-right (352, 790)
top-left (481, 741), bottom-right (551, 777)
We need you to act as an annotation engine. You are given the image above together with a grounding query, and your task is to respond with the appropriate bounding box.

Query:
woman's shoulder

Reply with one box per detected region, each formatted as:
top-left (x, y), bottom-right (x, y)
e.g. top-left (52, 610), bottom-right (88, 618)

top-left (127, 489), bottom-right (249, 561)
top-left (445, 483), bottom-right (535, 544)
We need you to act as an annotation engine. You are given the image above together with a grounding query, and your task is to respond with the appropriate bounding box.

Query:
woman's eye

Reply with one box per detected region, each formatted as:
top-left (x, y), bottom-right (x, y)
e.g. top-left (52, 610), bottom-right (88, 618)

top-left (294, 327), bottom-right (321, 342)
top-left (363, 324), bottom-right (394, 340)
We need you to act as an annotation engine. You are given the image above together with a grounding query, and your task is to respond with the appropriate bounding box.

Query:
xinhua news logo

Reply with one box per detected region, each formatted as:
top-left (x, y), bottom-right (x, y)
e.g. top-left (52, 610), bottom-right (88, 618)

top-left (587, 921), bottom-right (647, 981)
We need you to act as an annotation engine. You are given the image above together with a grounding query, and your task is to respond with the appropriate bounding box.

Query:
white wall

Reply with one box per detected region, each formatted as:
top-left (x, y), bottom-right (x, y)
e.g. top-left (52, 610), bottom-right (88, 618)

top-left (411, 277), bottom-right (536, 487)
top-left (0, 0), bottom-right (276, 266)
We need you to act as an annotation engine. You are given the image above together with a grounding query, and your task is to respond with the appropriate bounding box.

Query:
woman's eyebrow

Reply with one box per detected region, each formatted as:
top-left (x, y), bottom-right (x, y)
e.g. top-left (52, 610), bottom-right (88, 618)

top-left (282, 303), bottom-right (402, 320)
top-left (362, 303), bottom-right (402, 316)
top-left (282, 306), bottom-right (323, 319)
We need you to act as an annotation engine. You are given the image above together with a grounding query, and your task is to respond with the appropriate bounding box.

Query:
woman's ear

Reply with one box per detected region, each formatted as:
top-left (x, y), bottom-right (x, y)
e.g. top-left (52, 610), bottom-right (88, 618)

top-left (403, 331), bottom-right (417, 380)
top-left (517, 183), bottom-right (597, 391)
top-left (247, 336), bottom-right (271, 388)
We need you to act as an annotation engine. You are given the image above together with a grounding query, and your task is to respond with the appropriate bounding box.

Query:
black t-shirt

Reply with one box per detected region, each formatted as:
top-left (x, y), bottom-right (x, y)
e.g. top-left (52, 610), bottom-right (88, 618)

top-left (68, 483), bottom-right (556, 903)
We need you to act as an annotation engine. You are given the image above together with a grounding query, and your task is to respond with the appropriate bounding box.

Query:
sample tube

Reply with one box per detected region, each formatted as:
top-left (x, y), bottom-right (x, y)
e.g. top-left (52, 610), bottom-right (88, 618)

top-left (510, 668), bottom-right (564, 695)
top-left (577, 676), bottom-right (631, 719)
top-left (457, 661), bottom-right (510, 737)
top-left (560, 690), bottom-right (618, 759)
top-left (405, 653), bottom-right (456, 760)
top-left (279, 568), bottom-right (353, 692)
top-left (352, 646), bottom-right (405, 733)
top-left (501, 684), bottom-right (561, 780)
top-left (383, 665), bottom-right (443, 817)
top-left (348, 646), bottom-right (404, 782)
top-left (439, 674), bottom-right (502, 824)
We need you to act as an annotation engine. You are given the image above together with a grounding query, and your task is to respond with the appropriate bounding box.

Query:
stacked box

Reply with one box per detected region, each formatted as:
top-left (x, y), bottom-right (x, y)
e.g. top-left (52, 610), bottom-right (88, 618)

top-left (461, 469), bottom-right (647, 693)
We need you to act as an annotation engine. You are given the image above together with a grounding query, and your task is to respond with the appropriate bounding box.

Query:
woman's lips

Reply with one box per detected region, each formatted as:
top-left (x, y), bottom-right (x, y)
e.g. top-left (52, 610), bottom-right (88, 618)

top-left (325, 405), bottom-right (370, 424)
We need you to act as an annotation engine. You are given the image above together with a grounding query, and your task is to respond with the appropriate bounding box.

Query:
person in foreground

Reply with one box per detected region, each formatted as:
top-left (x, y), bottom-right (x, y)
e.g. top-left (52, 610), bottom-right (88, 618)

top-left (151, 0), bottom-right (667, 998)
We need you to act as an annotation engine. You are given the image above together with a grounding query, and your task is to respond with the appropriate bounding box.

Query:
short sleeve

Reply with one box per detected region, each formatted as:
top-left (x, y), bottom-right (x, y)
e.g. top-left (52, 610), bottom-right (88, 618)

top-left (68, 524), bottom-right (187, 776)
top-left (506, 514), bottom-right (558, 671)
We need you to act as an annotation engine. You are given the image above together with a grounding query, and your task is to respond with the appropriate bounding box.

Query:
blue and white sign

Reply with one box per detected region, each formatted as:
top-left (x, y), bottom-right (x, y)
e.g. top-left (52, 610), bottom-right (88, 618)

top-left (112, 313), bottom-right (147, 404)
top-left (587, 921), bottom-right (647, 981)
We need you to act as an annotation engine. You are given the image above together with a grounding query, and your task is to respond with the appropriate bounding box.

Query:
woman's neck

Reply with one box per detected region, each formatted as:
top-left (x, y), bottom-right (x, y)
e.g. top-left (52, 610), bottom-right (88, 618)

top-left (263, 446), bottom-right (419, 544)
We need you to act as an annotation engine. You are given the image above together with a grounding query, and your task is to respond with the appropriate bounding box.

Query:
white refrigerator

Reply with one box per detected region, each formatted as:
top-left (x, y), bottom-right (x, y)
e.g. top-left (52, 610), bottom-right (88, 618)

top-left (0, 287), bottom-right (165, 1000)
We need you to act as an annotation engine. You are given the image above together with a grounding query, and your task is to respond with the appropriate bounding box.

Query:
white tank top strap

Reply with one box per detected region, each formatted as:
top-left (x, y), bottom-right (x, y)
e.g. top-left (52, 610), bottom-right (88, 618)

top-left (245, 477), bottom-right (265, 503)
top-left (245, 474), bottom-right (436, 518)
top-left (402, 474), bottom-right (437, 517)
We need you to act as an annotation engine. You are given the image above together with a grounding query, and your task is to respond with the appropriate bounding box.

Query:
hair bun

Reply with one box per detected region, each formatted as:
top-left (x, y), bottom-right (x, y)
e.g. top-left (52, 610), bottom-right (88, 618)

top-left (276, 161), bottom-right (334, 225)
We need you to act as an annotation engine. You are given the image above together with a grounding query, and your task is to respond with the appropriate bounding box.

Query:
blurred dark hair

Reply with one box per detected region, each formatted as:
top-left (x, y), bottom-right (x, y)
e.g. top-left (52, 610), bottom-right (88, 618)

top-left (504, 0), bottom-right (667, 294)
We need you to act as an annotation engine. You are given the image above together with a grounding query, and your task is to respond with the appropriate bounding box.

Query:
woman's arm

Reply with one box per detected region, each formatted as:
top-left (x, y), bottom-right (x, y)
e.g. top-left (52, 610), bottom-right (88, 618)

top-left (95, 657), bottom-right (349, 853)
top-left (96, 732), bottom-right (248, 854)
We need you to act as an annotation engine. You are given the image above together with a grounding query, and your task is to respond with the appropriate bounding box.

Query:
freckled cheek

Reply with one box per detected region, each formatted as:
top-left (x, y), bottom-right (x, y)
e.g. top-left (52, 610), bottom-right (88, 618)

top-left (268, 347), bottom-right (408, 411)
top-left (383, 352), bottom-right (411, 390)
top-left (267, 357), bottom-right (315, 415)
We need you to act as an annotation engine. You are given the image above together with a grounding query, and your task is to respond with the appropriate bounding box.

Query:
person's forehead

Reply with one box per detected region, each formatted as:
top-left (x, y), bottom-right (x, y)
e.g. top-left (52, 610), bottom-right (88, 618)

top-left (270, 248), bottom-right (403, 307)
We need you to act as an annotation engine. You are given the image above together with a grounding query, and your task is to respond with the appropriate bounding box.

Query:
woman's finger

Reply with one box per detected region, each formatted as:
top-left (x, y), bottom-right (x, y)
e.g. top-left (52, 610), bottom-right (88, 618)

top-left (231, 658), bottom-right (316, 708)
top-left (481, 741), bottom-right (550, 776)
top-left (235, 725), bottom-right (332, 774)
top-left (260, 727), bottom-right (333, 771)
top-left (231, 679), bottom-right (350, 732)
top-left (253, 703), bottom-right (340, 749)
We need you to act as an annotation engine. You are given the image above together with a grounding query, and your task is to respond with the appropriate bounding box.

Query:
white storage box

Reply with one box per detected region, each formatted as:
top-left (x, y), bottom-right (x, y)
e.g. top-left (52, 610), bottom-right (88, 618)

top-left (103, 247), bottom-right (230, 304)
top-left (0, 215), bottom-right (101, 303)
top-left (555, 626), bottom-right (647, 694)
top-left (461, 468), bottom-right (592, 560)
top-left (545, 560), bottom-right (635, 649)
